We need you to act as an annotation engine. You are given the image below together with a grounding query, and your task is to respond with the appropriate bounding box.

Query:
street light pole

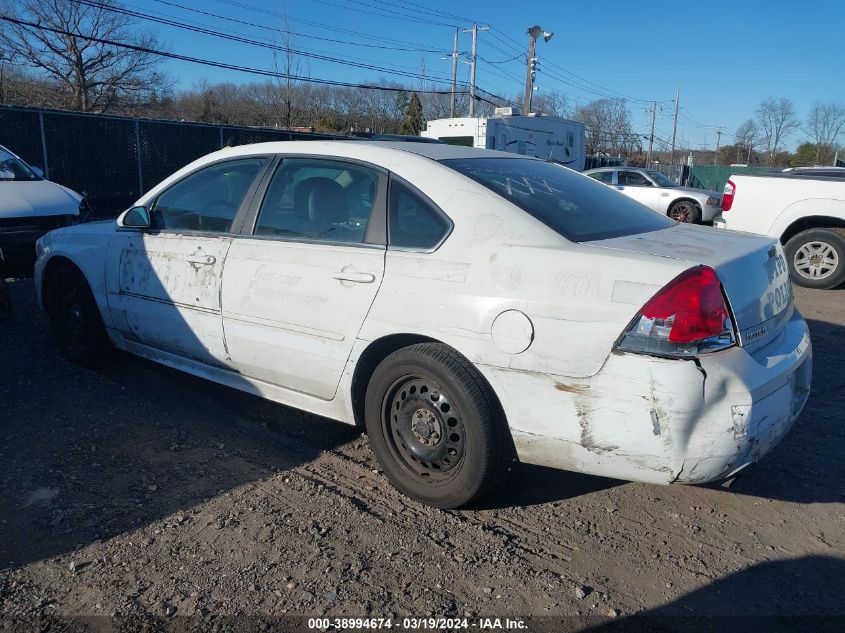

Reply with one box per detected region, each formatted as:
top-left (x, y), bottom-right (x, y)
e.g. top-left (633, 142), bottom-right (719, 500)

top-left (523, 33), bottom-right (536, 114)
top-left (523, 26), bottom-right (553, 115)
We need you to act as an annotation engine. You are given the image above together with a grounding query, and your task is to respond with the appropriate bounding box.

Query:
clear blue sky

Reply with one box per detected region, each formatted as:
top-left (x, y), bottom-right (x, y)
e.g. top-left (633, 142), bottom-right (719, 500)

top-left (131, 0), bottom-right (845, 151)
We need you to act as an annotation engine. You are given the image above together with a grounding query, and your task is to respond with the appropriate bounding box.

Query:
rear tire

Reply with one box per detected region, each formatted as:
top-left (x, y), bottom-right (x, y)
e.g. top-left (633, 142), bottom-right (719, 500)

top-left (46, 265), bottom-right (112, 366)
top-left (668, 200), bottom-right (701, 224)
top-left (364, 343), bottom-right (509, 509)
top-left (784, 228), bottom-right (845, 289)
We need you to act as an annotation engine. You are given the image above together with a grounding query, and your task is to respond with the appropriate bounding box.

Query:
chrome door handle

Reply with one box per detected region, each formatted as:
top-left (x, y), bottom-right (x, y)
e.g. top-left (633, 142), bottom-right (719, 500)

top-left (616, 186), bottom-right (624, 190)
top-left (333, 271), bottom-right (376, 284)
top-left (187, 254), bottom-right (216, 265)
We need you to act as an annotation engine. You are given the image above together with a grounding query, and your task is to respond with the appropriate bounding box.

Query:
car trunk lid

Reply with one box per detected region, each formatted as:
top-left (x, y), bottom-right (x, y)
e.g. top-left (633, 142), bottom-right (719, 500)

top-left (586, 223), bottom-right (793, 348)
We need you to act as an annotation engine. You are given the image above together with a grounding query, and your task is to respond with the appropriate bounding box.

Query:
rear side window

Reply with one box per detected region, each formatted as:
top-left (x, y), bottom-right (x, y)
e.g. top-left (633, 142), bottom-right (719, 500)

top-left (441, 158), bottom-right (674, 242)
top-left (389, 180), bottom-right (450, 249)
top-left (589, 171), bottom-right (614, 184)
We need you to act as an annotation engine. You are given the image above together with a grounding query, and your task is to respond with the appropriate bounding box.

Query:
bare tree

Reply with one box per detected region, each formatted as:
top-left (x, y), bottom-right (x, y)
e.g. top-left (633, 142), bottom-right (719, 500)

top-left (806, 101), bottom-right (845, 164)
top-left (270, 11), bottom-right (311, 129)
top-left (734, 119), bottom-right (757, 164)
top-left (523, 91), bottom-right (569, 118)
top-left (0, 0), bottom-right (169, 112)
top-left (574, 98), bottom-right (638, 157)
top-left (756, 97), bottom-right (799, 166)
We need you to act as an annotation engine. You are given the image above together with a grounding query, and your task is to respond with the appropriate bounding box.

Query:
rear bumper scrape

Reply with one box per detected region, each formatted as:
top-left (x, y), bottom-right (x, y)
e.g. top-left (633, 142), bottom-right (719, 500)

top-left (485, 310), bottom-right (812, 485)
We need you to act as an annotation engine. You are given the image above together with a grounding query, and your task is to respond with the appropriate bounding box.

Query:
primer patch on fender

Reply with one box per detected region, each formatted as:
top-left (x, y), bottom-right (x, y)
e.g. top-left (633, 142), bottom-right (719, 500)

top-left (611, 280), bottom-right (661, 305)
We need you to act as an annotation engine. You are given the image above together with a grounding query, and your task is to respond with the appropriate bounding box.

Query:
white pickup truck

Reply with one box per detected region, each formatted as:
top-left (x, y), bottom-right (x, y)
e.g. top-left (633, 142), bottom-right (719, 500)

top-left (714, 170), bottom-right (845, 289)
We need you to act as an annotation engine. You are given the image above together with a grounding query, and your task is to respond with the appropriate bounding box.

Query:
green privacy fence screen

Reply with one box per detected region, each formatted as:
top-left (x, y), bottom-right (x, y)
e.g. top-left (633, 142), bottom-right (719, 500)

top-left (0, 105), bottom-right (348, 216)
top-left (688, 165), bottom-right (777, 192)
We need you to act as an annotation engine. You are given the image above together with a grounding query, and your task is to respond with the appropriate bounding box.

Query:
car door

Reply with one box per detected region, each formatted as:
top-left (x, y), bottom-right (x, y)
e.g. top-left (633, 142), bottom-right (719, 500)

top-left (221, 156), bottom-right (387, 400)
top-left (616, 170), bottom-right (661, 211)
top-left (105, 156), bottom-right (270, 365)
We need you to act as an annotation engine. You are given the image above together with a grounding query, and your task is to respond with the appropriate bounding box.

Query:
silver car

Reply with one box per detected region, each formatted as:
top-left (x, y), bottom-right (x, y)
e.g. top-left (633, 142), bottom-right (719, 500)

top-left (584, 167), bottom-right (722, 224)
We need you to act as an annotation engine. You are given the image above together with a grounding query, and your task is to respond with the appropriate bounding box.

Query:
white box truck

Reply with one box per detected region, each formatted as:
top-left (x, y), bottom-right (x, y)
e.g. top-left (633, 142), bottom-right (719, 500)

top-left (421, 107), bottom-right (586, 171)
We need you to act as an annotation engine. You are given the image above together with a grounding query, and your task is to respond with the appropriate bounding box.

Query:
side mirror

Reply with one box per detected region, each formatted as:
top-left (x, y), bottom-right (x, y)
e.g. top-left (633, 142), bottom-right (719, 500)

top-left (119, 206), bottom-right (151, 228)
top-left (30, 166), bottom-right (44, 178)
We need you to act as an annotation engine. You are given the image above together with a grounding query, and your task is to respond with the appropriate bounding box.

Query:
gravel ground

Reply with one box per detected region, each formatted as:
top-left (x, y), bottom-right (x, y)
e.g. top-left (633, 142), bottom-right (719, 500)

top-left (0, 277), bottom-right (843, 632)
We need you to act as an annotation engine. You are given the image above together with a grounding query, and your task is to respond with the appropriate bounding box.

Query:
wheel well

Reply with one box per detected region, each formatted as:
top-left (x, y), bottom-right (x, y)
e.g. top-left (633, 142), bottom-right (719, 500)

top-left (41, 256), bottom-right (82, 315)
top-left (349, 333), bottom-right (516, 461)
top-left (350, 334), bottom-right (438, 427)
top-left (668, 197), bottom-right (702, 211)
top-left (779, 216), bottom-right (845, 245)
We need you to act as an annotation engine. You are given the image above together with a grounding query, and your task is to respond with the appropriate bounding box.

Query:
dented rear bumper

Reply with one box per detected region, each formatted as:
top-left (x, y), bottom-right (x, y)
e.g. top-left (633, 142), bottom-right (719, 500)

top-left (485, 308), bottom-right (812, 485)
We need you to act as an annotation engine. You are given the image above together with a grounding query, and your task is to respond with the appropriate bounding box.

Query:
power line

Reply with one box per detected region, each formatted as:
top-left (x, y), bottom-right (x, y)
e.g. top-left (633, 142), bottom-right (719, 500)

top-left (388, 0), bottom-right (480, 24)
top-left (208, 0), bottom-right (439, 49)
top-left (0, 14), bottom-right (463, 95)
top-left (76, 0), bottom-right (458, 86)
top-left (149, 0), bottom-right (448, 53)
top-left (308, 0), bottom-right (460, 28)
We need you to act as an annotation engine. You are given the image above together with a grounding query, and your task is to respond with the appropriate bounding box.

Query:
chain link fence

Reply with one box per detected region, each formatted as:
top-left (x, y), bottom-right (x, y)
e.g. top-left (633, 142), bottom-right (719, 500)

top-left (0, 105), bottom-right (348, 216)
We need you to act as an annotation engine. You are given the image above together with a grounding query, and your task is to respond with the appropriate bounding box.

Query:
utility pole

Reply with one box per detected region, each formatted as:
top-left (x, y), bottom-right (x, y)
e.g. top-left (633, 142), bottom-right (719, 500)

top-left (450, 29), bottom-right (459, 118)
top-left (714, 127), bottom-right (723, 165)
top-left (468, 25), bottom-right (478, 116)
top-left (461, 24), bottom-right (490, 117)
top-left (646, 101), bottom-right (657, 168)
top-left (523, 25), bottom-right (553, 114)
top-left (670, 89), bottom-right (680, 165)
top-left (523, 34), bottom-right (537, 114)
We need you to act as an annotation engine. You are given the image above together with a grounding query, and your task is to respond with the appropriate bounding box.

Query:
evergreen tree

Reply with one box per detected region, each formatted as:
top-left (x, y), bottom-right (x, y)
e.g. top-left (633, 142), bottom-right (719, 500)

top-left (399, 93), bottom-right (424, 136)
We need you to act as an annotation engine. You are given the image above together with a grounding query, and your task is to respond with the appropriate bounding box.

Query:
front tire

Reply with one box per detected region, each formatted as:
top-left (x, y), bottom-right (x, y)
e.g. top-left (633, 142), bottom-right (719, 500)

top-left (364, 343), bottom-right (509, 509)
top-left (46, 265), bottom-right (112, 366)
top-left (784, 228), bottom-right (845, 289)
top-left (668, 200), bottom-right (701, 224)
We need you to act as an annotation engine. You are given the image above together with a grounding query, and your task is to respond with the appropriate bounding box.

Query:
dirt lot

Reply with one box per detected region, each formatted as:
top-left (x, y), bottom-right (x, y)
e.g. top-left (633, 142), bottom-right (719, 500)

top-left (1, 276), bottom-right (843, 632)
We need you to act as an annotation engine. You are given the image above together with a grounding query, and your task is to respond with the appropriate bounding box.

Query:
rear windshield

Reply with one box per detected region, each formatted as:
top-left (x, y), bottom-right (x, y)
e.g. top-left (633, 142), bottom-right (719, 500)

top-left (441, 157), bottom-right (675, 242)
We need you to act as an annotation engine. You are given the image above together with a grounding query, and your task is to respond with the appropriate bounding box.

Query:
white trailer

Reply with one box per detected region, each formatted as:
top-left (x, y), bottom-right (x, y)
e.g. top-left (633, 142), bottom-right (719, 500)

top-left (421, 108), bottom-right (586, 171)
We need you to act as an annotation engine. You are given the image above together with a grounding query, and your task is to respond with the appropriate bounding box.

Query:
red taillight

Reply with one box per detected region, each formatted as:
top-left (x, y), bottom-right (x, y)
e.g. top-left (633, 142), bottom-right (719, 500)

top-left (639, 267), bottom-right (730, 343)
top-left (616, 266), bottom-right (736, 357)
top-left (721, 179), bottom-right (736, 211)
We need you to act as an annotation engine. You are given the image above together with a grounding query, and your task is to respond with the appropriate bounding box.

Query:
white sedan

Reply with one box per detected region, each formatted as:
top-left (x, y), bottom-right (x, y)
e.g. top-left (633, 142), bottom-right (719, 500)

top-left (34, 141), bottom-right (811, 508)
top-left (0, 144), bottom-right (85, 260)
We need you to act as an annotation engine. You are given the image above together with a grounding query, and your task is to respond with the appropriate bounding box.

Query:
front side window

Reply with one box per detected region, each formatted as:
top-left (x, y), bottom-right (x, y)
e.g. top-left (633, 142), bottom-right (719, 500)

top-left (441, 158), bottom-right (674, 242)
top-left (647, 171), bottom-right (677, 187)
top-left (389, 179), bottom-right (451, 249)
top-left (618, 171), bottom-right (652, 187)
top-left (255, 158), bottom-right (380, 243)
top-left (152, 158), bottom-right (265, 232)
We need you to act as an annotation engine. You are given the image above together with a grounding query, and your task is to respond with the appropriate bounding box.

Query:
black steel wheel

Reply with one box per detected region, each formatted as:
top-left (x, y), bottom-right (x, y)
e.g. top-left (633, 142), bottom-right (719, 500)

top-left (46, 265), bottom-right (112, 366)
top-left (365, 343), bottom-right (510, 509)
top-left (383, 376), bottom-right (467, 482)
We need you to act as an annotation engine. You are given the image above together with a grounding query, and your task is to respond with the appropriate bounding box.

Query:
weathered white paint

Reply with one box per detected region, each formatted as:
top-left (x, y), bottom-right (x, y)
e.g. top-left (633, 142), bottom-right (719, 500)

top-left (34, 141), bottom-right (813, 487)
